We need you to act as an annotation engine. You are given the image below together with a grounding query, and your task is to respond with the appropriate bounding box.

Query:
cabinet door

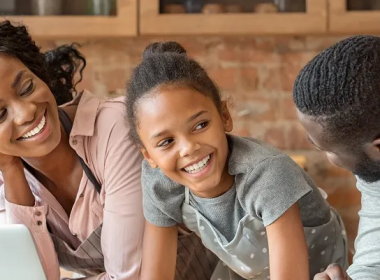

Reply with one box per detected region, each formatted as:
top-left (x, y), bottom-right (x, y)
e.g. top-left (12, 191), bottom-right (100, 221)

top-left (6, 0), bottom-right (137, 38)
top-left (140, 0), bottom-right (327, 35)
top-left (329, 0), bottom-right (380, 34)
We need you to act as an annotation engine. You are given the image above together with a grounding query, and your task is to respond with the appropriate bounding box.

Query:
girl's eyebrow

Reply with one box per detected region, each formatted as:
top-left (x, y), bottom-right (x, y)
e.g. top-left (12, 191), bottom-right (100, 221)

top-left (187, 110), bottom-right (207, 123)
top-left (151, 129), bottom-right (169, 140)
top-left (150, 110), bottom-right (208, 140)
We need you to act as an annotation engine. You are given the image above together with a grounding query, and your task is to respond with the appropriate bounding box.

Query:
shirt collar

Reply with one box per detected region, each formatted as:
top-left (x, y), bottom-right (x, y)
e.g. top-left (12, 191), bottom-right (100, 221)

top-left (60, 90), bottom-right (101, 137)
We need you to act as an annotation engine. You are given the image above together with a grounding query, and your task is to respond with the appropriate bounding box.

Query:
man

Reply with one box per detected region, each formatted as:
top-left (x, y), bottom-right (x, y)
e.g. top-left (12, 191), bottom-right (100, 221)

top-left (293, 35), bottom-right (380, 280)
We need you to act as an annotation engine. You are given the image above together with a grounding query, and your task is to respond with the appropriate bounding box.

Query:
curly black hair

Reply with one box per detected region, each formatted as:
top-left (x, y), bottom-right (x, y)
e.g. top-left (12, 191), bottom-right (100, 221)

top-left (126, 41), bottom-right (222, 145)
top-left (0, 20), bottom-right (86, 105)
top-left (293, 35), bottom-right (380, 147)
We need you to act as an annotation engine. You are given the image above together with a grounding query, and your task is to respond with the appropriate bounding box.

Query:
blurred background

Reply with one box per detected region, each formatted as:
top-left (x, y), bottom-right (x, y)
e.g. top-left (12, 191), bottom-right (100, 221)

top-left (2, 0), bottom-right (378, 266)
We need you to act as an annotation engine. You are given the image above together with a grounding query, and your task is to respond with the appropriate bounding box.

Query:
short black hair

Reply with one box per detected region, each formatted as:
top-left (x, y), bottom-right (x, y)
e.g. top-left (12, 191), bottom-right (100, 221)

top-left (126, 41), bottom-right (222, 145)
top-left (293, 35), bottom-right (380, 146)
top-left (0, 20), bottom-right (86, 105)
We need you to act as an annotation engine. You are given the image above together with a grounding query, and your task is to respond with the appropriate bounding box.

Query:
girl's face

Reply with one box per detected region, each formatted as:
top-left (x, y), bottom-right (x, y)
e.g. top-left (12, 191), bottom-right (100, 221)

top-left (0, 55), bottom-right (61, 158)
top-left (137, 86), bottom-right (234, 198)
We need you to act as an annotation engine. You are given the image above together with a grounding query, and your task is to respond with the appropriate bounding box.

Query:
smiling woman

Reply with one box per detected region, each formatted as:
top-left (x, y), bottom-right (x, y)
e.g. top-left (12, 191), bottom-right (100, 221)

top-left (0, 20), bottom-right (146, 280)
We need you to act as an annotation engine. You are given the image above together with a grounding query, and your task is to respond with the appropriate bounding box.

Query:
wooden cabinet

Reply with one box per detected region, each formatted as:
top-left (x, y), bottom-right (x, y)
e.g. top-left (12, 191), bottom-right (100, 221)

top-left (329, 0), bottom-right (380, 34)
top-left (4, 0), bottom-right (137, 38)
top-left (5, 0), bottom-right (380, 38)
top-left (140, 0), bottom-right (327, 35)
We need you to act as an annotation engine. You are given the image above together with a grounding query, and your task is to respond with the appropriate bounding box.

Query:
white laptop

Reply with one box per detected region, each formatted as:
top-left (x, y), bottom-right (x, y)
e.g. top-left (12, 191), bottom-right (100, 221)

top-left (0, 224), bottom-right (47, 280)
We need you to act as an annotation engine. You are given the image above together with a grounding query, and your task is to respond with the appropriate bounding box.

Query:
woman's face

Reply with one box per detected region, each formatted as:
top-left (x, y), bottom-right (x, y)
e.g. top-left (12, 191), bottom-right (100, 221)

top-left (0, 55), bottom-right (61, 158)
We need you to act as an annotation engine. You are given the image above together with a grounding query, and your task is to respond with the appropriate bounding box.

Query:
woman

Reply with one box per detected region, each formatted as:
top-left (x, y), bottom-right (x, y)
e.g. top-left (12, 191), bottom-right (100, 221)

top-left (0, 20), bottom-right (144, 279)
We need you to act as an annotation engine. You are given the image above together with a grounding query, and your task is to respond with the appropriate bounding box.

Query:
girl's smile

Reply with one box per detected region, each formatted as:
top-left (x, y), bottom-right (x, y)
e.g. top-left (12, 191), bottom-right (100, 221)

top-left (182, 153), bottom-right (212, 175)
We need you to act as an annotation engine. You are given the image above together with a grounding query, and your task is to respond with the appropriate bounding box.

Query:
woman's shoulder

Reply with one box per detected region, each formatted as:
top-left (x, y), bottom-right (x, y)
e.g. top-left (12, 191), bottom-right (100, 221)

top-left (80, 92), bottom-right (128, 137)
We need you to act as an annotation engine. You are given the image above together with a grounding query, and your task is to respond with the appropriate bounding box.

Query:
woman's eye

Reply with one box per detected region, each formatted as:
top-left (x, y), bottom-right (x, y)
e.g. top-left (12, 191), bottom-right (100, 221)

top-left (21, 80), bottom-right (35, 96)
top-left (158, 139), bottom-right (173, 148)
top-left (195, 121), bottom-right (208, 130)
top-left (0, 109), bottom-right (7, 122)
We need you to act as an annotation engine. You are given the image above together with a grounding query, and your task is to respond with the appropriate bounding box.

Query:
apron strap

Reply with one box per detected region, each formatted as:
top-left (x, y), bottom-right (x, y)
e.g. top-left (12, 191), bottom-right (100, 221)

top-left (58, 108), bottom-right (102, 194)
top-left (185, 187), bottom-right (190, 204)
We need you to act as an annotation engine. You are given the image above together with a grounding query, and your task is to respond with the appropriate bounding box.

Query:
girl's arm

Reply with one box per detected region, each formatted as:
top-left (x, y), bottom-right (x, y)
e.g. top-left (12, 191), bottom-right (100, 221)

top-left (266, 203), bottom-right (309, 280)
top-left (142, 221), bottom-right (178, 280)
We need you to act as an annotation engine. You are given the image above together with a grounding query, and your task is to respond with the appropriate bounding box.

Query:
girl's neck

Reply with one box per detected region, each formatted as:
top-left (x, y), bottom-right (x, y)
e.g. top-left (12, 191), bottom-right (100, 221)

top-left (192, 165), bottom-right (235, 199)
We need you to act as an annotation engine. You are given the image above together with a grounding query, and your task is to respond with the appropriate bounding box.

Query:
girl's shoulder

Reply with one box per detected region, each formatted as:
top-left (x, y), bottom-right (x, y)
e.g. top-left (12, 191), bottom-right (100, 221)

top-left (227, 134), bottom-right (290, 175)
top-left (141, 160), bottom-right (185, 227)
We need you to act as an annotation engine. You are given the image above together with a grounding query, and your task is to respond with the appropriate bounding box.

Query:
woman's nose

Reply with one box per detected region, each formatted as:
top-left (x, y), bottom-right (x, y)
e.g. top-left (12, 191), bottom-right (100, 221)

top-left (12, 101), bottom-right (37, 126)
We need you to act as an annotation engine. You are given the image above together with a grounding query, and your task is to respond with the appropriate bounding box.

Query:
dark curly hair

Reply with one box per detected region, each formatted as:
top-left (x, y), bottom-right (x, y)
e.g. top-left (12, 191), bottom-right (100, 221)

top-left (0, 20), bottom-right (86, 105)
top-left (126, 41), bottom-right (222, 145)
top-left (293, 35), bottom-right (380, 147)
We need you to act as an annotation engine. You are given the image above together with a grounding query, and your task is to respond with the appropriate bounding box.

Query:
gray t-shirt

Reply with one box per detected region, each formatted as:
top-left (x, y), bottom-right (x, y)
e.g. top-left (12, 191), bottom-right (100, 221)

top-left (142, 135), bottom-right (331, 241)
top-left (347, 177), bottom-right (380, 279)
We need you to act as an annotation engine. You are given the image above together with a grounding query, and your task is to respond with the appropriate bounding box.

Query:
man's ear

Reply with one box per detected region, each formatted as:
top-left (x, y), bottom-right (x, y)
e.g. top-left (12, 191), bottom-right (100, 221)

top-left (366, 138), bottom-right (380, 161)
top-left (141, 148), bottom-right (158, 169)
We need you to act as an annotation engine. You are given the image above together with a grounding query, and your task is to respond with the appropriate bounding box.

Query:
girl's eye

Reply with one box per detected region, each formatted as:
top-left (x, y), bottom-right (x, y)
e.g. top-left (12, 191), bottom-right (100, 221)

top-left (0, 109), bottom-right (7, 122)
top-left (21, 80), bottom-right (35, 96)
top-left (157, 138), bottom-right (174, 148)
top-left (195, 121), bottom-right (209, 130)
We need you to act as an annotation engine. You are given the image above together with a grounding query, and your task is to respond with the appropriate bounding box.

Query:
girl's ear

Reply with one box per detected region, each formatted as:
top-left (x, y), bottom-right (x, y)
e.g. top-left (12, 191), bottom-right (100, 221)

top-left (140, 148), bottom-right (158, 168)
top-left (221, 100), bottom-right (233, 132)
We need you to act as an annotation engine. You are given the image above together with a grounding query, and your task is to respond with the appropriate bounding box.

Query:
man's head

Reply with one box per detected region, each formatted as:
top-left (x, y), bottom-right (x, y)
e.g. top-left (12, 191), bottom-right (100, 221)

top-left (293, 35), bottom-right (380, 183)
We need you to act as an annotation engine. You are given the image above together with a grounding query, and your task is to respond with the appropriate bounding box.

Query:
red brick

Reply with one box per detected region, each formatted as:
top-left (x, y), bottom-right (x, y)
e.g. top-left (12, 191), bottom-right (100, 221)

top-left (262, 64), bottom-right (302, 92)
top-left (217, 39), bottom-right (276, 64)
top-left (252, 39), bottom-right (275, 52)
top-left (176, 38), bottom-right (208, 58)
top-left (98, 68), bottom-right (131, 93)
top-left (208, 67), bottom-right (239, 91)
top-left (245, 48), bottom-right (280, 64)
top-left (274, 37), bottom-right (306, 52)
top-left (280, 51), bottom-right (318, 66)
top-left (235, 96), bottom-right (278, 122)
top-left (305, 37), bottom-right (345, 51)
top-left (285, 123), bottom-right (313, 149)
top-left (217, 43), bottom-right (241, 62)
top-left (278, 97), bottom-right (298, 120)
top-left (240, 67), bottom-right (258, 91)
top-left (75, 65), bottom-right (96, 93)
top-left (264, 127), bottom-right (286, 149)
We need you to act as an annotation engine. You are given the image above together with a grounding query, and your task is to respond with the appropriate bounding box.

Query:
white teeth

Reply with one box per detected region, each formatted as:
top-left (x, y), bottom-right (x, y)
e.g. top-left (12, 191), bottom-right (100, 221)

top-left (20, 115), bottom-right (46, 139)
top-left (184, 155), bottom-right (211, 174)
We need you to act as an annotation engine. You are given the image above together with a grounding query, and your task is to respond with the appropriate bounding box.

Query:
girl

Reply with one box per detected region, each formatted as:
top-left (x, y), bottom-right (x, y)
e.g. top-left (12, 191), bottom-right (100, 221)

top-left (125, 41), bottom-right (348, 280)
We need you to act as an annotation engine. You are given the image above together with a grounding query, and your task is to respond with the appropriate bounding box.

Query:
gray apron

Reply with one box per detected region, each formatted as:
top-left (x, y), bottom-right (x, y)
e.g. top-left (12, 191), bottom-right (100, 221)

top-left (50, 225), bottom-right (105, 277)
top-left (50, 223), bottom-right (219, 279)
top-left (181, 188), bottom-right (348, 280)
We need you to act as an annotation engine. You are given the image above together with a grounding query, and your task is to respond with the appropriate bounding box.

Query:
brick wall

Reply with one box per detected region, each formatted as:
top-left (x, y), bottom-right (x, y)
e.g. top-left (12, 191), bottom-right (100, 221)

top-left (39, 35), bottom-right (360, 255)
